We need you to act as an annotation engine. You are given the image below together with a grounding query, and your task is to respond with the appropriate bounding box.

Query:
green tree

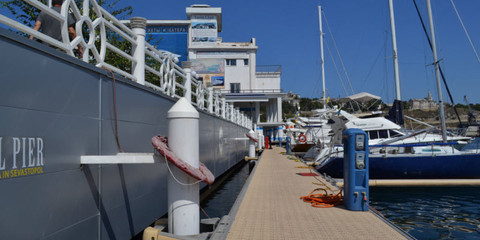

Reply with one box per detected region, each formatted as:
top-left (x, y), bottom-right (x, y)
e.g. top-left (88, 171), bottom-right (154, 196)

top-left (1, 0), bottom-right (132, 27)
top-left (299, 97), bottom-right (324, 111)
top-left (282, 101), bottom-right (296, 120)
top-left (1, 0), bottom-right (40, 26)
top-left (1, 0), bottom-right (172, 87)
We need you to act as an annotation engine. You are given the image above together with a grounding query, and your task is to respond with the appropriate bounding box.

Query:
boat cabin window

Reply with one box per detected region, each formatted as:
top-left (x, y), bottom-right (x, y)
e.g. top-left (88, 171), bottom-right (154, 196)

top-left (388, 130), bottom-right (402, 138)
top-left (368, 130), bottom-right (390, 140)
top-left (422, 148), bottom-right (442, 152)
top-left (369, 131), bottom-right (379, 140)
top-left (379, 130), bottom-right (388, 139)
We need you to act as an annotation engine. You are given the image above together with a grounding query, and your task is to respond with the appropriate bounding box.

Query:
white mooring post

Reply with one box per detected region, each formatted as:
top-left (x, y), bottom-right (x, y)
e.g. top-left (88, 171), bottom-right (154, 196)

top-left (167, 98), bottom-right (199, 236)
top-left (182, 61), bottom-right (192, 103)
top-left (130, 17), bottom-right (147, 85)
top-left (261, 133), bottom-right (265, 149)
top-left (248, 129), bottom-right (256, 158)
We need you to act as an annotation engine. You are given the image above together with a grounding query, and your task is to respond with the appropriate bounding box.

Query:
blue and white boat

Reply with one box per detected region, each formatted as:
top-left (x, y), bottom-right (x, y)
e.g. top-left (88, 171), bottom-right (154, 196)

top-left (315, 1), bottom-right (480, 180)
top-left (313, 109), bottom-right (480, 179)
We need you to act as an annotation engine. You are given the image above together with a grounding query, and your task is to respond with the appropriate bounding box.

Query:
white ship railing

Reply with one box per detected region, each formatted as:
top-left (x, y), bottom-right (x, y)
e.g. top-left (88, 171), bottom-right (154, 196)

top-left (0, 0), bottom-right (252, 128)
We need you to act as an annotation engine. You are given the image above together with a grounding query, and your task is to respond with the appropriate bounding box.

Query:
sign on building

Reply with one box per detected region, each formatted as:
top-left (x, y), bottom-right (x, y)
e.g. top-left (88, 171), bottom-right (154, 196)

top-left (191, 59), bottom-right (225, 88)
top-left (146, 25), bottom-right (189, 63)
top-left (190, 15), bottom-right (217, 47)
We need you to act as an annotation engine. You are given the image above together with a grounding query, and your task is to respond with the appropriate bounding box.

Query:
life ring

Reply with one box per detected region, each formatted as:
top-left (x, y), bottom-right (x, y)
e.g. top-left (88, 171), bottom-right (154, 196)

top-left (298, 134), bottom-right (307, 143)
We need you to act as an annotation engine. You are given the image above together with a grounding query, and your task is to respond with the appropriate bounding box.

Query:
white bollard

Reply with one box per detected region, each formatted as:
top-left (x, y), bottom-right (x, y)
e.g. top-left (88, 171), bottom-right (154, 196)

top-left (256, 126), bottom-right (264, 149)
top-left (248, 129), bottom-right (256, 158)
top-left (260, 133), bottom-right (265, 149)
top-left (167, 98), bottom-right (199, 236)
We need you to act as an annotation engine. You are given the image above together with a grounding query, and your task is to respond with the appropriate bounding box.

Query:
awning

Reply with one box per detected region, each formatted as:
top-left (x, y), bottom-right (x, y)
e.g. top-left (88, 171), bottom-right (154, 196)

top-left (339, 92), bottom-right (381, 103)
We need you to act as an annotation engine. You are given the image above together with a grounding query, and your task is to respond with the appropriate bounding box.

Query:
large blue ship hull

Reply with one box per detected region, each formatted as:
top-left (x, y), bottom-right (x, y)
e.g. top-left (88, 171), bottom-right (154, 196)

top-left (316, 154), bottom-right (480, 179)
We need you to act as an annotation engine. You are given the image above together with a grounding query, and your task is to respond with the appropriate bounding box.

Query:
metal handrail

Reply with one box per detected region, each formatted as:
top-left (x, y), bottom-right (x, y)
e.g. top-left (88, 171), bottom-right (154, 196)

top-left (220, 89), bottom-right (284, 94)
top-left (0, 0), bottom-right (251, 127)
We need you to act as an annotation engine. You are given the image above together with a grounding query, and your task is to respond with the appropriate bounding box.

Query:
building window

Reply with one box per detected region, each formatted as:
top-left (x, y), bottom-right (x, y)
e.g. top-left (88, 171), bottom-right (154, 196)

top-left (226, 59), bottom-right (237, 66)
top-left (230, 83), bottom-right (240, 93)
top-left (244, 59), bottom-right (249, 66)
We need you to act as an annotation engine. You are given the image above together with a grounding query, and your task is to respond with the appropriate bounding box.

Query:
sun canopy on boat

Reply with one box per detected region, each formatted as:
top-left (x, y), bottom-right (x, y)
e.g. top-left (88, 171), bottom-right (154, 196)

top-left (339, 92), bottom-right (381, 103)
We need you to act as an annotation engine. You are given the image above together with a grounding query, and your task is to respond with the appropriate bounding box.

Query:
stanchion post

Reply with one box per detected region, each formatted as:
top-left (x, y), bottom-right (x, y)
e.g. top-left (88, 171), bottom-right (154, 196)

top-left (221, 98), bottom-right (226, 119)
top-left (182, 61), bottom-right (192, 103)
top-left (207, 87), bottom-right (213, 113)
top-left (286, 136), bottom-right (291, 154)
top-left (130, 17), bottom-right (146, 85)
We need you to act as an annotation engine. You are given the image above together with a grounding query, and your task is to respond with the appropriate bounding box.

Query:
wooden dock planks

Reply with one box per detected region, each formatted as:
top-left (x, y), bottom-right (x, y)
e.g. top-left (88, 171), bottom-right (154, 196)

top-left (226, 146), bottom-right (408, 240)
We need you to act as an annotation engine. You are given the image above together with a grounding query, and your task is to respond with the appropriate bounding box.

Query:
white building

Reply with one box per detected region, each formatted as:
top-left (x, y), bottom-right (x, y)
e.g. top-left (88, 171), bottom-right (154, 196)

top-left (137, 5), bottom-right (286, 141)
top-left (185, 5), bottom-right (285, 141)
top-left (408, 91), bottom-right (439, 111)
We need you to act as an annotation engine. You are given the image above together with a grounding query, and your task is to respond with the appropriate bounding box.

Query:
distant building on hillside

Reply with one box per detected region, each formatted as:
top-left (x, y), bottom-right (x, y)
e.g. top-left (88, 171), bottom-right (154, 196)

top-left (408, 91), bottom-right (438, 110)
top-left (285, 91), bottom-right (300, 109)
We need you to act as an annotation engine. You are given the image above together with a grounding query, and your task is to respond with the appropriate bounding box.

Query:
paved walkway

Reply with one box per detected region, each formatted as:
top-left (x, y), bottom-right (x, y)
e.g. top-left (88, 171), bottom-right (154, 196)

top-left (226, 146), bottom-right (408, 240)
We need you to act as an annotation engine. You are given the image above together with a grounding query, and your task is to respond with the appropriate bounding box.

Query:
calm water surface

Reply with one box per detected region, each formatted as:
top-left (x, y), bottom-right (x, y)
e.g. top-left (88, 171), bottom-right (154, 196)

top-left (200, 162), bottom-right (250, 218)
top-left (370, 187), bottom-right (480, 239)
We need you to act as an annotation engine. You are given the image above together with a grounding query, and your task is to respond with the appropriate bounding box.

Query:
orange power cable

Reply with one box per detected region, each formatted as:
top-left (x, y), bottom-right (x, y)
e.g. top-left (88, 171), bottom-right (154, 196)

top-left (300, 188), bottom-right (343, 208)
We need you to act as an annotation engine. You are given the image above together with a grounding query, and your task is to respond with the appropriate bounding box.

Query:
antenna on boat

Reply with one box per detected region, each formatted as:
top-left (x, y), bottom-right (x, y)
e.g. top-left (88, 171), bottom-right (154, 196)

top-left (388, 0), bottom-right (402, 101)
top-left (426, 0), bottom-right (447, 142)
top-left (318, 5), bottom-right (326, 110)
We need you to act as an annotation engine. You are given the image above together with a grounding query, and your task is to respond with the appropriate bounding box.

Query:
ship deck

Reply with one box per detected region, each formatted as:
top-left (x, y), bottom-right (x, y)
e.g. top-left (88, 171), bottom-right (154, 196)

top-left (225, 146), bottom-right (409, 240)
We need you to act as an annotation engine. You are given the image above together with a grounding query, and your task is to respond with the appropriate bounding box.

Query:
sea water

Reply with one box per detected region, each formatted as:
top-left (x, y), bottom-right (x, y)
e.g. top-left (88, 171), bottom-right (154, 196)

top-left (200, 162), bottom-right (250, 218)
top-left (370, 187), bottom-right (480, 239)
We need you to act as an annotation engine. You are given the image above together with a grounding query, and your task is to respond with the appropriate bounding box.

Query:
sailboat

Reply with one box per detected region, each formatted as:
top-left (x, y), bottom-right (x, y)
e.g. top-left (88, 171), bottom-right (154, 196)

top-left (314, 0), bottom-right (480, 179)
top-left (285, 6), bottom-right (337, 154)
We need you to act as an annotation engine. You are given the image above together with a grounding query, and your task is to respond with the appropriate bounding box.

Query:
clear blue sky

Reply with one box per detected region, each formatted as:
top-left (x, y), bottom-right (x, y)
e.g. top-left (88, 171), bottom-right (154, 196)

top-left (117, 0), bottom-right (480, 104)
top-left (2, 0), bottom-right (478, 103)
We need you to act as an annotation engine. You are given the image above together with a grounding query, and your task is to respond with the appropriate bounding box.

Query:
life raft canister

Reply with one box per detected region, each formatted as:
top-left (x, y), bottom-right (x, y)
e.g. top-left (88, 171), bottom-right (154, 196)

top-left (298, 134), bottom-right (307, 143)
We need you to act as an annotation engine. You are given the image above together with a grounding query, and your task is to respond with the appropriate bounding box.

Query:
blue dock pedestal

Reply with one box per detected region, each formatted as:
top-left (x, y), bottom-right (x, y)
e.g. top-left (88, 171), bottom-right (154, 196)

top-left (286, 136), bottom-right (291, 154)
top-left (343, 129), bottom-right (369, 211)
top-left (278, 126), bottom-right (283, 147)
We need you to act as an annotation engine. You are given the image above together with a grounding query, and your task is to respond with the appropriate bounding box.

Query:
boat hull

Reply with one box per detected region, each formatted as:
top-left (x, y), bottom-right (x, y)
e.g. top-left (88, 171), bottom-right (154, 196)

top-left (316, 154), bottom-right (480, 179)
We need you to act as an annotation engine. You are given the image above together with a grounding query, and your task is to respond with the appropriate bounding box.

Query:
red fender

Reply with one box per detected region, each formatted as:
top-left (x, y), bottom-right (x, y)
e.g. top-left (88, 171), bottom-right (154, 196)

top-left (246, 133), bottom-right (258, 143)
top-left (152, 136), bottom-right (215, 185)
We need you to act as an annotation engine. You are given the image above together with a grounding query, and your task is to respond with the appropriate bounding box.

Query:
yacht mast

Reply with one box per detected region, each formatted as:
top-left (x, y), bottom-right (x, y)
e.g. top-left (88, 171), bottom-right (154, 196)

top-left (388, 0), bottom-right (402, 100)
top-left (426, 0), bottom-right (447, 142)
top-left (318, 5), bottom-right (326, 110)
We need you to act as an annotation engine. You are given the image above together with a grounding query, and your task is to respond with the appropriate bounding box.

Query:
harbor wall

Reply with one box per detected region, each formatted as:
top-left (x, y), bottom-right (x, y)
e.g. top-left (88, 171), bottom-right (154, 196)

top-left (0, 28), bottom-right (249, 240)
